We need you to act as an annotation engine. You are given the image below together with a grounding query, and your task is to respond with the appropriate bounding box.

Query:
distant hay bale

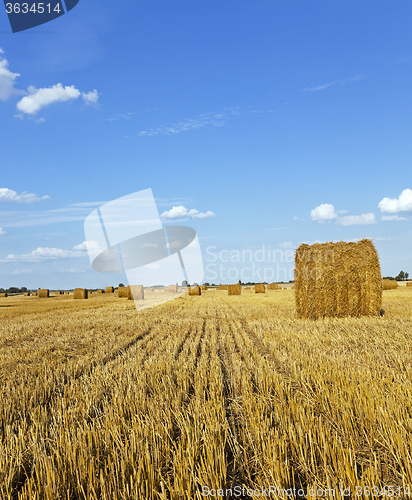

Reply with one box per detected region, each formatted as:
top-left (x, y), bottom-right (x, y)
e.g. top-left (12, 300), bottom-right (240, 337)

top-left (200, 284), bottom-right (207, 291)
top-left (382, 279), bottom-right (398, 290)
top-left (228, 284), bottom-right (241, 295)
top-left (218, 284), bottom-right (228, 290)
top-left (55, 290), bottom-right (63, 295)
top-left (267, 283), bottom-right (279, 290)
top-left (407, 282), bottom-right (412, 287)
top-left (38, 289), bottom-right (49, 298)
top-left (168, 285), bottom-right (177, 293)
top-left (188, 286), bottom-right (201, 296)
top-left (295, 239), bottom-right (382, 320)
top-left (96, 289), bottom-right (104, 294)
top-left (255, 284), bottom-right (266, 293)
top-left (65, 292), bottom-right (69, 295)
top-left (24, 292), bottom-right (31, 296)
top-left (73, 288), bottom-right (88, 299)
top-left (117, 286), bottom-right (130, 298)
top-left (128, 285), bottom-right (144, 300)
top-left (0, 293), bottom-right (8, 297)
top-left (105, 286), bottom-right (114, 294)
top-left (32, 292), bottom-right (37, 296)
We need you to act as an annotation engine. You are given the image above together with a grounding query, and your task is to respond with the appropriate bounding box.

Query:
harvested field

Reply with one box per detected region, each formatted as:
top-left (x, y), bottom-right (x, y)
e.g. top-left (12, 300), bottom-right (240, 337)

top-left (1, 289), bottom-right (412, 499)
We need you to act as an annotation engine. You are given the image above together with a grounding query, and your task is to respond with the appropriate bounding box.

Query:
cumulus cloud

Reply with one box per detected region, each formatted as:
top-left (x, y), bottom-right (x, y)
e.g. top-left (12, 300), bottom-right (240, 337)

top-left (310, 203), bottom-right (338, 222)
top-left (381, 214), bottom-right (409, 222)
top-left (0, 227), bottom-right (5, 235)
top-left (16, 83), bottom-right (81, 115)
top-left (0, 188), bottom-right (50, 204)
top-left (0, 242), bottom-right (90, 263)
top-left (378, 189), bottom-right (412, 213)
top-left (73, 240), bottom-right (102, 252)
top-left (82, 89), bottom-right (99, 105)
top-left (336, 213), bottom-right (376, 226)
top-left (0, 48), bottom-right (22, 101)
top-left (160, 206), bottom-right (216, 220)
top-left (12, 269), bottom-right (33, 275)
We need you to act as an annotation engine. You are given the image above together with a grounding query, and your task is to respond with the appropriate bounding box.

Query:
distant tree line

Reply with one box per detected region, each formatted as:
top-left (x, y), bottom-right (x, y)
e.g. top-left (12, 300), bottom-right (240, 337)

top-left (382, 271), bottom-right (409, 281)
top-left (0, 286), bottom-right (29, 294)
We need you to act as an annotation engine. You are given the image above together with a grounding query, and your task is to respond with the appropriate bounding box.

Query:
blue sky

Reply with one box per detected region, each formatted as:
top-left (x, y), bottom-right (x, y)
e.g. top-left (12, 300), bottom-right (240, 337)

top-left (0, 0), bottom-right (411, 288)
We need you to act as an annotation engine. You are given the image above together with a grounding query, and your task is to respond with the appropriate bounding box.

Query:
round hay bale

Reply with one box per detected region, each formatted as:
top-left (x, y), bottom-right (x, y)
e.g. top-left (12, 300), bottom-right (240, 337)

top-left (38, 289), bottom-right (49, 298)
top-left (128, 285), bottom-right (144, 300)
top-left (73, 288), bottom-right (88, 299)
top-left (255, 284), bottom-right (266, 293)
top-left (228, 284), bottom-right (241, 295)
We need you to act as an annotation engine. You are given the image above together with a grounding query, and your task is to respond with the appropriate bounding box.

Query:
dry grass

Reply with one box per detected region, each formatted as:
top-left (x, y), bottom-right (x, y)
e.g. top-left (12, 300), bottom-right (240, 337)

top-left (295, 239), bottom-right (382, 320)
top-left (228, 284), bottom-right (241, 295)
top-left (73, 288), bottom-right (88, 299)
top-left (1, 289), bottom-right (412, 499)
top-left (128, 285), bottom-right (144, 300)
top-left (382, 279), bottom-right (399, 290)
top-left (117, 286), bottom-right (130, 298)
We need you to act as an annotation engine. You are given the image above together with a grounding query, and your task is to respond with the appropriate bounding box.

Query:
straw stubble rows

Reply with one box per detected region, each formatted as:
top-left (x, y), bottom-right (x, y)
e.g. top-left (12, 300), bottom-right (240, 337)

top-left (0, 289), bottom-right (411, 499)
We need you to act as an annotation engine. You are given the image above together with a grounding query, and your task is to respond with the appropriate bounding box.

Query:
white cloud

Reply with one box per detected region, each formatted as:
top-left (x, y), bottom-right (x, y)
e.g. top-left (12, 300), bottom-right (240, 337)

top-left (0, 188), bottom-right (50, 204)
top-left (139, 107), bottom-right (240, 136)
top-left (336, 213), bottom-right (376, 226)
top-left (73, 240), bottom-right (102, 252)
top-left (338, 210), bottom-right (348, 214)
top-left (278, 241), bottom-right (294, 249)
top-left (16, 83), bottom-right (81, 115)
top-left (310, 203), bottom-right (338, 222)
top-left (82, 89), bottom-right (99, 105)
top-left (12, 269), bottom-right (33, 275)
top-left (378, 189), bottom-right (412, 213)
top-left (381, 214), bottom-right (409, 222)
top-left (0, 242), bottom-right (89, 263)
top-left (36, 118), bottom-right (45, 124)
top-left (140, 243), bottom-right (158, 248)
top-left (0, 227), bottom-right (5, 235)
top-left (0, 48), bottom-right (22, 101)
top-left (60, 268), bottom-right (87, 274)
top-left (160, 206), bottom-right (216, 220)
top-left (304, 81), bottom-right (336, 92)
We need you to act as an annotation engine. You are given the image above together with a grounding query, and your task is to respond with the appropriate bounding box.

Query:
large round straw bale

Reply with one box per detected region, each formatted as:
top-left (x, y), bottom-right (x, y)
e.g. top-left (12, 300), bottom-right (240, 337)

top-left (188, 286), bottom-right (201, 296)
top-left (228, 284), bottom-right (241, 295)
top-left (382, 279), bottom-right (398, 290)
top-left (255, 284), bottom-right (266, 293)
top-left (105, 286), bottom-right (114, 294)
top-left (267, 283), bottom-right (279, 290)
top-left (23, 292), bottom-right (31, 296)
top-left (73, 288), bottom-right (88, 299)
top-left (294, 239), bottom-right (382, 319)
top-left (128, 285), bottom-right (144, 300)
top-left (54, 290), bottom-right (63, 295)
top-left (38, 289), bottom-right (49, 298)
top-left (0, 293), bottom-right (8, 297)
top-left (32, 292), bottom-right (37, 296)
top-left (96, 289), bottom-right (104, 294)
top-left (117, 286), bottom-right (130, 298)
top-left (168, 285), bottom-right (177, 293)
top-left (218, 284), bottom-right (228, 290)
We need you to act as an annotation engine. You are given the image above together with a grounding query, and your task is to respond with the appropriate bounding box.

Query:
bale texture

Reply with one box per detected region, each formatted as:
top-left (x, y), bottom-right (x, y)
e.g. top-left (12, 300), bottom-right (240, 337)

top-left (0, 293), bottom-right (8, 297)
top-left (23, 292), bottom-right (31, 296)
top-left (255, 284), bottom-right (266, 293)
top-left (128, 285), bottom-right (144, 300)
top-left (228, 284), bottom-right (241, 295)
top-left (407, 282), bottom-right (412, 287)
top-left (32, 292), bottom-right (37, 296)
top-left (218, 285), bottom-right (228, 290)
top-left (295, 239), bottom-right (382, 320)
top-left (267, 283), bottom-right (279, 290)
top-left (55, 290), bottom-right (63, 295)
top-left (117, 286), bottom-right (130, 298)
top-left (74, 288), bottom-right (88, 299)
top-left (382, 279), bottom-right (398, 290)
top-left (105, 286), bottom-right (114, 294)
top-left (38, 289), bottom-right (49, 298)
top-left (200, 285), bottom-right (207, 291)
top-left (168, 285), bottom-right (177, 293)
top-left (188, 286), bottom-right (201, 296)
top-left (96, 289), bottom-right (105, 294)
